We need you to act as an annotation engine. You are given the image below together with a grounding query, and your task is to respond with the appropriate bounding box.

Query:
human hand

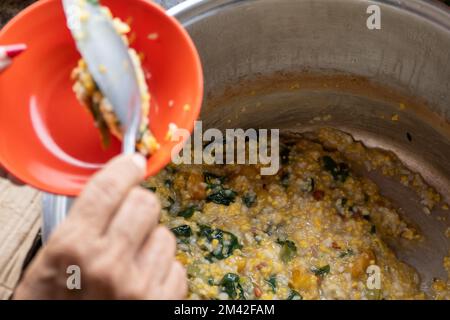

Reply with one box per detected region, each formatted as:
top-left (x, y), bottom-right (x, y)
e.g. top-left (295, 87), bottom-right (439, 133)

top-left (14, 154), bottom-right (187, 300)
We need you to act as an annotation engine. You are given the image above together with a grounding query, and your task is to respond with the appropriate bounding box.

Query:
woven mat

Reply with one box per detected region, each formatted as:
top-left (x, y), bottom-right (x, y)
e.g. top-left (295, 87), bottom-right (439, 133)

top-left (0, 179), bottom-right (41, 299)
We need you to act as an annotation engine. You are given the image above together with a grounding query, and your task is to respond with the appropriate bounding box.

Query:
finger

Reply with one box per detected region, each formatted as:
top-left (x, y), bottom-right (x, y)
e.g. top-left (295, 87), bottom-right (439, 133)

top-left (106, 187), bottom-right (161, 253)
top-left (68, 154), bottom-right (147, 234)
top-left (156, 261), bottom-right (188, 300)
top-left (138, 226), bottom-right (177, 284)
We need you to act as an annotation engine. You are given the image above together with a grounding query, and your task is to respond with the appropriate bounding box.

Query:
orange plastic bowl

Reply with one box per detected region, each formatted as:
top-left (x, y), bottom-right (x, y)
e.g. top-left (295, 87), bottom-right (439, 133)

top-left (0, 0), bottom-right (203, 196)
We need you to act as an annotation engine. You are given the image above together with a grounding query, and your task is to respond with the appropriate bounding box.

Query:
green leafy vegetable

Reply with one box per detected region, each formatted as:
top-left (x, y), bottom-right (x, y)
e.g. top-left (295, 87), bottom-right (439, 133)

top-left (287, 290), bottom-right (303, 300)
top-left (311, 265), bottom-right (330, 277)
top-left (178, 205), bottom-right (198, 219)
top-left (265, 275), bottom-right (277, 293)
top-left (198, 225), bottom-right (242, 261)
top-left (322, 156), bottom-right (350, 182)
top-left (277, 239), bottom-right (297, 263)
top-left (339, 248), bottom-right (354, 258)
top-left (203, 172), bottom-right (236, 206)
top-left (206, 188), bottom-right (237, 206)
top-left (242, 192), bottom-right (257, 208)
top-left (164, 179), bottom-right (173, 188)
top-left (171, 225), bottom-right (192, 238)
top-left (204, 172), bottom-right (226, 189)
top-left (220, 273), bottom-right (245, 300)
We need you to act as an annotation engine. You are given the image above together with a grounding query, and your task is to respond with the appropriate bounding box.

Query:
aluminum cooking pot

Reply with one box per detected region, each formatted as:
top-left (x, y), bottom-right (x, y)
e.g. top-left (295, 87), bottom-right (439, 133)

top-left (166, 0), bottom-right (450, 295)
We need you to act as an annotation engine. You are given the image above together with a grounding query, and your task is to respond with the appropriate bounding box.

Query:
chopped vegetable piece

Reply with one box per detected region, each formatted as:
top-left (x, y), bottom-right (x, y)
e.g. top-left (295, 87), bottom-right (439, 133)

top-left (277, 239), bottom-right (297, 263)
top-left (178, 205), bottom-right (198, 219)
top-left (164, 179), bottom-right (173, 188)
top-left (198, 225), bottom-right (242, 261)
top-left (311, 265), bottom-right (330, 277)
top-left (287, 290), bottom-right (303, 300)
top-left (220, 273), bottom-right (245, 300)
top-left (171, 225), bottom-right (192, 238)
top-left (313, 190), bottom-right (325, 201)
top-left (204, 172), bottom-right (226, 189)
top-left (265, 275), bottom-right (277, 293)
top-left (242, 192), bottom-right (257, 208)
top-left (206, 188), bottom-right (237, 206)
top-left (322, 156), bottom-right (350, 182)
top-left (339, 248), bottom-right (354, 258)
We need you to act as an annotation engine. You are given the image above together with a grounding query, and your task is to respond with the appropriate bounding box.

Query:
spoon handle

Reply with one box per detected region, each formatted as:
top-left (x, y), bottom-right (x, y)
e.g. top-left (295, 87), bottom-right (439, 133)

top-left (42, 194), bottom-right (73, 243)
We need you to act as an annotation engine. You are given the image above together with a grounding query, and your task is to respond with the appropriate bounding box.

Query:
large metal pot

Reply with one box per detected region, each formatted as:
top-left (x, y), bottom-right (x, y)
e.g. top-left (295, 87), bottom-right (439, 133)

top-left (167, 0), bottom-right (450, 295)
top-left (42, 0), bottom-right (449, 296)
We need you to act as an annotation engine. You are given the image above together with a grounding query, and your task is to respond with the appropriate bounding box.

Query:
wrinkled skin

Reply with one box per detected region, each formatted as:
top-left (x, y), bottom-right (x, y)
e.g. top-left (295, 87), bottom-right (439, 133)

top-left (14, 154), bottom-right (188, 300)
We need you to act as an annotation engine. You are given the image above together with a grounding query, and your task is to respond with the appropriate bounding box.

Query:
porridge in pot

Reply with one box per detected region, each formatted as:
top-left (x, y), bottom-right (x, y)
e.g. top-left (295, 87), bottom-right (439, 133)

top-left (143, 128), bottom-right (448, 300)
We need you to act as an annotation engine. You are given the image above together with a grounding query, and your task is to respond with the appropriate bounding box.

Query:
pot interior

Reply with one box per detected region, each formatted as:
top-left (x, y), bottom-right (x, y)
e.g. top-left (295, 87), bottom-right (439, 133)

top-left (171, 0), bottom-right (450, 294)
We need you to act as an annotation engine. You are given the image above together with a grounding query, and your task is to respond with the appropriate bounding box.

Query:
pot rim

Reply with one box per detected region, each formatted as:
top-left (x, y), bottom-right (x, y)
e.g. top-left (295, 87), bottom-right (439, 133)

top-left (168, 0), bottom-right (450, 32)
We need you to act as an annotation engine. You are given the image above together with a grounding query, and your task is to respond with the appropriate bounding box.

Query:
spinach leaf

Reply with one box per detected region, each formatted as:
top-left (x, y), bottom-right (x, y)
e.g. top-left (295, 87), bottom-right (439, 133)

top-left (204, 172), bottom-right (226, 189)
top-left (178, 205), bottom-right (198, 219)
top-left (220, 273), bottom-right (245, 300)
top-left (322, 156), bottom-right (350, 182)
top-left (277, 239), bottom-right (297, 263)
top-left (164, 179), bottom-right (173, 188)
top-left (265, 275), bottom-right (277, 293)
top-left (206, 188), bottom-right (237, 206)
top-left (171, 225), bottom-right (192, 238)
top-left (311, 265), bottom-right (330, 277)
top-left (339, 248), bottom-right (354, 258)
top-left (204, 172), bottom-right (236, 206)
top-left (287, 290), bottom-right (303, 300)
top-left (242, 192), bottom-right (257, 208)
top-left (198, 225), bottom-right (242, 261)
